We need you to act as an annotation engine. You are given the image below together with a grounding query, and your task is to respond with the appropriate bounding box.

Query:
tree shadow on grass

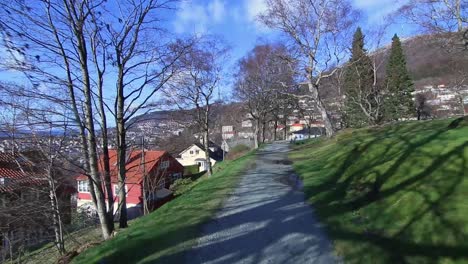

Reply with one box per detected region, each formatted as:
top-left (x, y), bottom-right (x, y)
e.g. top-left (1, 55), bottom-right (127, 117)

top-left (79, 143), bottom-right (341, 264)
top-left (292, 119), bottom-right (468, 263)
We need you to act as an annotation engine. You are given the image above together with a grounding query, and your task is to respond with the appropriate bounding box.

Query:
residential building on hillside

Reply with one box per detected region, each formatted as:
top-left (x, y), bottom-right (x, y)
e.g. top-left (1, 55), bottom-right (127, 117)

top-left (176, 142), bottom-right (223, 172)
top-left (0, 152), bottom-right (73, 261)
top-left (222, 125), bottom-right (235, 140)
top-left (413, 84), bottom-right (468, 116)
top-left (76, 149), bottom-right (183, 217)
top-left (289, 127), bottom-right (326, 141)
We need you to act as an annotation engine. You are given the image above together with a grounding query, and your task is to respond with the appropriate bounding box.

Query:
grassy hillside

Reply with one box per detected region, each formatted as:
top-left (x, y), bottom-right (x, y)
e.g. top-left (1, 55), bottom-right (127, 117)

top-left (22, 152), bottom-right (254, 264)
top-left (71, 153), bottom-right (255, 264)
top-left (290, 118), bottom-right (468, 264)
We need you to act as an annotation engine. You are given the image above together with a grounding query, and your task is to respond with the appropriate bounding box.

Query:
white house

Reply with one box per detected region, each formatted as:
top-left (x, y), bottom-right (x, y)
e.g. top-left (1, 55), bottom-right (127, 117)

top-left (176, 142), bottom-right (223, 172)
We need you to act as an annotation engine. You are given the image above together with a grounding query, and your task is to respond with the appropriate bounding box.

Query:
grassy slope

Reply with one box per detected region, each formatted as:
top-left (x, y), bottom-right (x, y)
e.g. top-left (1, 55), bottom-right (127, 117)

top-left (290, 118), bottom-right (468, 264)
top-left (23, 226), bottom-right (103, 264)
top-left (72, 152), bottom-right (255, 264)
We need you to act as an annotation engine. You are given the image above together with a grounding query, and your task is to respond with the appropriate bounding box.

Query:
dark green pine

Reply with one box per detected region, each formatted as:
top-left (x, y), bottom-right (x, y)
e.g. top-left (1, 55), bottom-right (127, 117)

top-left (384, 34), bottom-right (414, 120)
top-left (343, 27), bottom-right (376, 127)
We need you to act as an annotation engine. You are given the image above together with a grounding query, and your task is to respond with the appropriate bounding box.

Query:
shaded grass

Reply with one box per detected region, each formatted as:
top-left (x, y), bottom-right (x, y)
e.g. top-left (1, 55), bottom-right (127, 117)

top-left (71, 151), bottom-right (255, 264)
top-left (289, 118), bottom-right (468, 264)
top-left (21, 226), bottom-right (102, 264)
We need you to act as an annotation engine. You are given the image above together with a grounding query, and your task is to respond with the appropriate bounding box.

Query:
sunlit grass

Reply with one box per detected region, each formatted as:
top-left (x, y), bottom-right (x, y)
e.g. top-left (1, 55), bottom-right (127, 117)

top-left (72, 152), bottom-right (255, 264)
top-left (290, 118), bottom-right (468, 264)
top-left (22, 152), bottom-right (254, 264)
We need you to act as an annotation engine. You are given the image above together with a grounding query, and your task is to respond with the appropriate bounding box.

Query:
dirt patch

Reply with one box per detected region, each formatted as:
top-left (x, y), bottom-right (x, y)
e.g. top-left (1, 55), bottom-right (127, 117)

top-left (275, 173), bottom-right (303, 190)
top-left (273, 159), bottom-right (293, 165)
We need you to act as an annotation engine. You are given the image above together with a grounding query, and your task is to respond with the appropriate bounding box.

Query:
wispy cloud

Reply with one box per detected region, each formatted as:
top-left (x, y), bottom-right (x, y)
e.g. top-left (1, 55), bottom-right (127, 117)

top-left (243, 0), bottom-right (270, 32)
top-left (353, 0), bottom-right (408, 23)
top-left (173, 0), bottom-right (226, 34)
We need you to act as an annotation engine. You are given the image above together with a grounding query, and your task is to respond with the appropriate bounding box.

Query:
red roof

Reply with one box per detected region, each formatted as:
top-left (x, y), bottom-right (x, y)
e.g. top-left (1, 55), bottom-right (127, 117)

top-left (291, 123), bottom-right (303, 127)
top-left (76, 149), bottom-right (167, 184)
top-left (0, 152), bottom-right (47, 192)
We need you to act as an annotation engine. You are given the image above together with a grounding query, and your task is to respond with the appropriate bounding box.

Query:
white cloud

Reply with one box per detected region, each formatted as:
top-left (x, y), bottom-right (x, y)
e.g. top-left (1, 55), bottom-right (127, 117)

top-left (353, 0), bottom-right (409, 23)
top-left (173, 0), bottom-right (226, 34)
top-left (243, 0), bottom-right (270, 32)
top-left (209, 0), bottom-right (226, 23)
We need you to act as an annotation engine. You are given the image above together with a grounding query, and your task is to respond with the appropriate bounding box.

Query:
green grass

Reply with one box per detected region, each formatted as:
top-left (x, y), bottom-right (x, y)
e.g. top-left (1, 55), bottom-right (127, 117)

top-left (289, 118), bottom-right (468, 264)
top-left (21, 226), bottom-right (102, 264)
top-left (69, 151), bottom-right (255, 264)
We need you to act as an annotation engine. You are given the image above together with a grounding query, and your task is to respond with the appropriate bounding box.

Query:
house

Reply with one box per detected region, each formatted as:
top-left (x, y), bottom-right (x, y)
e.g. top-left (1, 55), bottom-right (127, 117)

top-left (289, 127), bottom-right (325, 141)
top-left (290, 123), bottom-right (304, 132)
top-left (176, 142), bottom-right (223, 172)
top-left (76, 149), bottom-right (184, 216)
top-left (222, 125), bottom-right (235, 140)
top-left (0, 152), bottom-right (73, 261)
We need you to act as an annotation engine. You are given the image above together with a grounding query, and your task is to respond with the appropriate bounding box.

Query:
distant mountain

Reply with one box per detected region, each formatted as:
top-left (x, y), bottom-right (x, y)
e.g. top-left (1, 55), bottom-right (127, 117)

top-left (0, 129), bottom-right (79, 139)
top-left (375, 32), bottom-right (467, 87)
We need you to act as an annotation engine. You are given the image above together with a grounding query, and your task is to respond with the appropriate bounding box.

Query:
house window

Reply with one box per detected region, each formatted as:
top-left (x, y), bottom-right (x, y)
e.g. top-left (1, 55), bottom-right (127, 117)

top-left (189, 150), bottom-right (194, 154)
top-left (157, 178), bottom-right (166, 189)
top-left (160, 160), bottom-right (170, 169)
top-left (114, 184), bottom-right (128, 197)
top-left (172, 173), bottom-right (182, 181)
top-left (78, 181), bottom-right (90, 193)
top-left (195, 150), bottom-right (200, 154)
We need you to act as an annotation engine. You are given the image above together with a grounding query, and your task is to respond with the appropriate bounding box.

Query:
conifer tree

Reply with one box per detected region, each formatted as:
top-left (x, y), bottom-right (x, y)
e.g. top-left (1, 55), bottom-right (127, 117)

top-left (384, 34), bottom-right (414, 120)
top-left (344, 27), bottom-right (378, 127)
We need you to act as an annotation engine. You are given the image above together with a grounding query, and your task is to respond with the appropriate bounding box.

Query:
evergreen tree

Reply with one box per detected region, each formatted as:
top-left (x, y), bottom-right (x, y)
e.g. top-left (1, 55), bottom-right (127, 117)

top-left (384, 34), bottom-right (414, 120)
top-left (344, 27), bottom-right (378, 127)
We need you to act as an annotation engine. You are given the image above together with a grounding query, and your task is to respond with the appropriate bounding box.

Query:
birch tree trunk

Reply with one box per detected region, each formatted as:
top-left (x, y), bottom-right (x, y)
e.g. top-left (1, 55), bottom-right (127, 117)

top-left (204, 130), bottom-right (213, 176)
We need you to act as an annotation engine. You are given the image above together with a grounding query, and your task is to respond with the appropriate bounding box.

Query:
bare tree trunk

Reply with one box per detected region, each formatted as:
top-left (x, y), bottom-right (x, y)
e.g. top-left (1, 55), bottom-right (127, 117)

top-left (116, 122), bottom-right (128, 228)
top-left (204, 130), bottom-right (213, 176)
top-left (48, 176), bottom-right (65, 255)
top-left (273, 120), bottom-right (278, 141)
top-left (261, 121), bottom-right (267, 143)
top-left (283, 118), bottom-right (288, 140)
top-left (315, 93), bottom-right (334, 137)
top-left (456, 0), bottom-right (463, 33)
top-left (460, 96), bottom-right (466, 116)
top-left (254, 119), bottom-right (260, 148)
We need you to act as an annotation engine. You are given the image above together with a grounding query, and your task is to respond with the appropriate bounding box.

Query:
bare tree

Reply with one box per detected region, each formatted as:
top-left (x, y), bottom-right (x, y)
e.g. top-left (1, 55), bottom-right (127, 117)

top-left (0, 0), bottom-right (190, 237)
top-left (235, 44), bottom-right (294, 148)
top-left (259, 0), bottom-right (359, 137)
top-left (396, 0), bottom-right (468, 115)
top-left (165, 37), bottom-right (227, 175)
top-left (102, 0), bottom-right (191, 228)
top-left (0, 88), bottom-right (76, 258)
top-left (399, 0), bottom-right (467, 34)
top-left (0, 0), bottom-right (116, 239)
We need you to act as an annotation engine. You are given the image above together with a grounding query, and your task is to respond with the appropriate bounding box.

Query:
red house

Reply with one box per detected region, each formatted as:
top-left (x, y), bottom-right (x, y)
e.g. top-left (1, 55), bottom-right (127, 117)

top-left (0, 151), bottom-right (74, 259)
top-left (76, 149), bottom-right (184, 215)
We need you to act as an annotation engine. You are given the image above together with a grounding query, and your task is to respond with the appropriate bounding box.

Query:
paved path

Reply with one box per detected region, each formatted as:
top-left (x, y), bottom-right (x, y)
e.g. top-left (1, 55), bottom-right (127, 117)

top-left (186, 142), bottom-right (340, 264)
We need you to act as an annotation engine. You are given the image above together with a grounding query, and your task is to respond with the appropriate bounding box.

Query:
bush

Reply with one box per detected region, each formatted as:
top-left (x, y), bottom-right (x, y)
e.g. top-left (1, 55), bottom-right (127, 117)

top-left (183, 165), bottom-right (200, 175)
top-left (226, 144), bottom-right (251, 160)
top-left (169, 178), bottom-right (194, 196)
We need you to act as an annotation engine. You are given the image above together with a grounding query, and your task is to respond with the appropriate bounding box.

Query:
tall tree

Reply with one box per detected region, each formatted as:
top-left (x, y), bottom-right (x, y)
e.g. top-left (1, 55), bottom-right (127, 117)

top-left (384, 34), bottom-right (414, 120)
top-left (0, 0), bottom-right (189, 236)
top-left (259, 0), bottom-right (359, 137)
top-left (343, 27), bottom-right (380, 127)
top-left (104, 0), bottom-right (191, 228)
top-left (235, 44), bottom-right (294, 148)
top-left (165, 37), bottom-right (227, 176)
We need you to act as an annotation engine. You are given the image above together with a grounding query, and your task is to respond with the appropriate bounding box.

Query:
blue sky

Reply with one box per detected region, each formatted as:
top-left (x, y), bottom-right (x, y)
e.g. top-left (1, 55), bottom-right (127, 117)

top-left (171, 0), bottom-right (413, 66)
top-left (169, 0), bottom-right (414, 100)
top-left (0, 0), bottom-right (416, 105)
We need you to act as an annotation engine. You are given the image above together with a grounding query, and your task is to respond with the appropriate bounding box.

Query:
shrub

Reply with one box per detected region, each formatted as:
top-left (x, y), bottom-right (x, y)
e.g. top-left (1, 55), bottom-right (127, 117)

top-left (226, 144), bottom-right (251, 160)
top-left (183, 165), bottom-right (200, 175)
top-left (169, 178), bottom-right (194, 196)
